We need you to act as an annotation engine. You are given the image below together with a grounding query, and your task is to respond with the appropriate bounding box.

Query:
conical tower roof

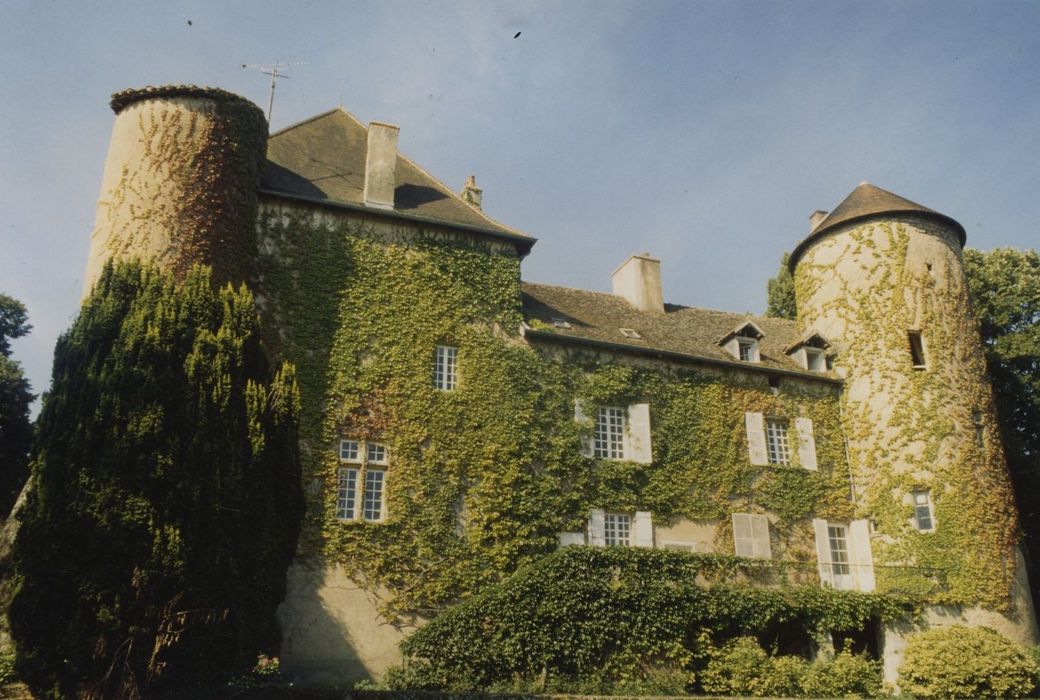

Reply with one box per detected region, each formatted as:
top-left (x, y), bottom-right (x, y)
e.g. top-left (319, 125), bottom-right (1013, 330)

top-left (789, 182), bottom-right (966, 271)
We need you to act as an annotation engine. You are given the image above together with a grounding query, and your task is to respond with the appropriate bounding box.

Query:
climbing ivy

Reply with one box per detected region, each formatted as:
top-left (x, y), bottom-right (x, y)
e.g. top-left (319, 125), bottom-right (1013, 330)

top-left (256, 208), bottom-right (859, 619)
top-left (794, 219), bottom-right (1019, 608)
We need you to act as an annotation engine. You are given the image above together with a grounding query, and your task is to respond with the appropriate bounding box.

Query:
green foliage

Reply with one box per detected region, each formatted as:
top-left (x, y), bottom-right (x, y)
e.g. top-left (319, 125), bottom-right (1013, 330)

top-left (0, 650), bottom-right (14, 685)
top-left (389, 547), bottom-right (908, 692)
top-left (898, 625), bottom-right (1038, 698)
top-left (766, 251), bottom-right (797, 320)
top-left (9, 262), bottom-right (303, 699)
top-left (964, 248), bottom-right (1040, 610)
top-left (0, 292), bottom-right (33, 516)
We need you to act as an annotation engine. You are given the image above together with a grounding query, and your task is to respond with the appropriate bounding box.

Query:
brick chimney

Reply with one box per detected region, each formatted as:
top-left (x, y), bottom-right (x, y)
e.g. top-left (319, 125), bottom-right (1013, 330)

top-left (612, 253), bottom-right (664, 313)
top-left (461, 175), bottom-right (483, 210)
top-left (809, 210), bottom-right (828, 232)
top-left (363, 121), bottom-right (399, 209)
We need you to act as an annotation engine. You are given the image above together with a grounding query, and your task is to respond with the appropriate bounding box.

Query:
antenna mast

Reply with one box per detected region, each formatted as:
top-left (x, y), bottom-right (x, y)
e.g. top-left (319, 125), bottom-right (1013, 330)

top-left (241, 61), bottom-right (308, 123)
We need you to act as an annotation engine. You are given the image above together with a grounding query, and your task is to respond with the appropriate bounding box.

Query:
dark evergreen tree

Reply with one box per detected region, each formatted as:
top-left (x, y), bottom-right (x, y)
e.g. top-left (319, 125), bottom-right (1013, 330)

top-left (765, 252), bottom-right (797, 320)
top-left (0, 292), bottom-right (33, 517)
top-left (10, 262), bottom-right (303, 699)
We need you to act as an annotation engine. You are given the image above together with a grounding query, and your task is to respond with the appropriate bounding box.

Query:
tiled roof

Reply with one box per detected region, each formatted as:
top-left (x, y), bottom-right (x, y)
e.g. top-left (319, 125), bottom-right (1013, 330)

top-left (260, 109), bottom-right (529, 242)
top-left (521, 282), bottom-right (839, 381)
top-left (789, 182), bottom-right (966, 270)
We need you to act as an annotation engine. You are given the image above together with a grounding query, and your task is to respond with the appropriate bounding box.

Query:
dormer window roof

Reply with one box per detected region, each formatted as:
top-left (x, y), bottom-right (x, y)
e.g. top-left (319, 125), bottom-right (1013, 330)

top-left (718, 321), bottom-right (764, 362)
top-left (784, 331), bottom-right (832, 372)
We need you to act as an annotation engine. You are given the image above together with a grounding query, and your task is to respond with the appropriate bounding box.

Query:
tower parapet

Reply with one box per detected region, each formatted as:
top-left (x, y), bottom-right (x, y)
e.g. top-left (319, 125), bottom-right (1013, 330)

top-left (83, 86), bottom-right (268, 296)
top-left (791, 182), bottom-right (1036, 679)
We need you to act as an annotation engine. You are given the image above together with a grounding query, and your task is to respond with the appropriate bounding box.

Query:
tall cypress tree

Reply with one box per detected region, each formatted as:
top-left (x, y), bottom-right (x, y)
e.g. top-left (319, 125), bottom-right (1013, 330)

top-left (10, 262), bottom-right (302, 698)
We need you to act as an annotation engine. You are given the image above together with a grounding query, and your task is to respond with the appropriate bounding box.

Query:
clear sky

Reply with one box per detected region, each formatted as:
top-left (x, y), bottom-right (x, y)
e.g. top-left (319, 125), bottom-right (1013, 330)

top-left (2, 0), bottom-right (1039, 408)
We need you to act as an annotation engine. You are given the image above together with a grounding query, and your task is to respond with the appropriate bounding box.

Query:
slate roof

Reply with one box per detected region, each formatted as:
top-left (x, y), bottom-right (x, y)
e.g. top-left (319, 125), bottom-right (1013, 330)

top-left (789, 182), bottom-right (966, 270)
top-left (521, 282), bottom-right (839, 381)
top-left (260, 109), bottom-right (530, 245)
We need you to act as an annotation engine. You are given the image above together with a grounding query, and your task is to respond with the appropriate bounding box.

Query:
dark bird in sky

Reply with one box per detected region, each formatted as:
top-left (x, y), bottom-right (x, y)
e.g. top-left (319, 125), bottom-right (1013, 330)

top-left (514, 31), bottom-right (521, 39)
top-left (187, 20), bottom-right (193, 26)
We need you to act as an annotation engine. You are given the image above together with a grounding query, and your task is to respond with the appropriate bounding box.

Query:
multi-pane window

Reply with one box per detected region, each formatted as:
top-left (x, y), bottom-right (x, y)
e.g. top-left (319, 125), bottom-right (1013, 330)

top-left (912, 490), bottom-right (934, 531)
top-left (827, 525), bottom-right (851, 576)
top-left (434, 345), bottom-right (458, 391)
top-left (765, 419), bottom-right (791, 465)
top-left (594, 407), bottom-right (626, 459)
top-left (738, 339), bottom-right (756, 361)
top-left (364, 470), bottom-right (386, 521)
top-left (603, 513), bottom-right (631, 546)
top-left (337, 438), bottom-right (388, 522)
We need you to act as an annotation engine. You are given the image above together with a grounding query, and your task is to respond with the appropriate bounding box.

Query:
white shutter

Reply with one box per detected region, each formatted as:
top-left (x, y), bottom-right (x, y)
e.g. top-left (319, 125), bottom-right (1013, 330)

top-left (751, 514), bottom-right (772, 559)
top-left (745, 412), bottom-right (768, 465)
top-left (849, 519), bottom-right (875, 592)
top-left (813, 518), bottom-right (833, 586)
top-left (558, 531), bottom-right (585, 547)
top-left (626, 403), bottom-right (653, 464)
top-left (796, 417), bottom-right (818, 470)
top-left (574, 400), bottom-right (593, 457)
top-left (633, 511), bottom-right (654, 548)
top-left (588, 509), bottom-right (606, 547)
top-left (732, 513), bottom-right (754, 557)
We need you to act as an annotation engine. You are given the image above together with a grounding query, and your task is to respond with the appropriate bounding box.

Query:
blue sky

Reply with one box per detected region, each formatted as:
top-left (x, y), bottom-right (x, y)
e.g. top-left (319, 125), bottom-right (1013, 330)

top-left (2, 0), bottom-right (1039, 407)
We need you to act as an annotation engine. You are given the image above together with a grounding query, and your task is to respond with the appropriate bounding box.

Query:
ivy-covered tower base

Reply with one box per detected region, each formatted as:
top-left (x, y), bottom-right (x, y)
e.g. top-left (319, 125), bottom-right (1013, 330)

top-left (790, 182), bottom-right (1037, 684)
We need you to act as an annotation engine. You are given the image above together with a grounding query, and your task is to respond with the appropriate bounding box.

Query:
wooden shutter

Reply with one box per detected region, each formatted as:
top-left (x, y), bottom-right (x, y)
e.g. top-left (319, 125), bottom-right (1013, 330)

top-left (849, 519), bottom-right (875, 592)
top-left (558, 532), bottom-right (585, 547)
top-left (626, 403), bottom-right (653, 464)
top-left (812, 518), bottom-right (833, 586)
top-left (588, 509), bottom-right (606, 547)
top-left (633, 511), bottom-right (654, 548)
top-left (796, 417), bottom-right (818, 470)
top-left (745, 412), bottom-right (768, 465)
top-left (574, 400), bottom-right (593, 457)
top-left (732, 513), bottom-right (754, 557)
top-left (751, 514), bottom-right (772, 559)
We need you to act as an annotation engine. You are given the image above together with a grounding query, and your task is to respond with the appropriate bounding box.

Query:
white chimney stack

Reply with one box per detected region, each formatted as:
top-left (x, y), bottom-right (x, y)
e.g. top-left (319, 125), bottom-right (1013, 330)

top-left (612, 253), bottom-right (664, 313)
top-left (363, 121), bottom-right (400, 209)
top-left (809, 210), bottom-right (828, 232)
top-left (461, 175), bottom-right (483, 210)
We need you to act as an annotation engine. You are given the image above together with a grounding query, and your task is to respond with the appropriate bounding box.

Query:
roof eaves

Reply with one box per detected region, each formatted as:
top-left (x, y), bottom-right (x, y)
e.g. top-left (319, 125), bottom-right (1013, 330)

top-left (259, 188), bottom-right (537, 254)
top-left (522, 328), bottom-right (843, 385)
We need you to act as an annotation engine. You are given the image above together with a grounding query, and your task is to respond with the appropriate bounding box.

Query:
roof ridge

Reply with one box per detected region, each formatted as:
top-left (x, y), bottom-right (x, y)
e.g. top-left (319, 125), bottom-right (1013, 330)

top-left (268, 107), bottom-right (358, 138)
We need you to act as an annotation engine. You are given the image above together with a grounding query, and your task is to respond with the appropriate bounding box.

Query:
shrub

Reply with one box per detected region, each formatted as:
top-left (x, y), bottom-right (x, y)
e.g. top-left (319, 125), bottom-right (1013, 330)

top-left (9, 262), bottom-right (303, 698)
top-left (801, 647), bottom-right (882, 698)
top-left (899, 625), bottom-right (1037, 698)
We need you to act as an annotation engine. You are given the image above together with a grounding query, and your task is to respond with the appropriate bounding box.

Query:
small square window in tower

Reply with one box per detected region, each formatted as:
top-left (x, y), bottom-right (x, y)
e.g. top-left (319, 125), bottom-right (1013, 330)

top-left (434, 345), bottom-right (458, 390)
top-left (908, 331), bottom-right (927, 369)
top-left (765, 419), bottom-right (791, 465)
top-left (912, 490), bottom-right (935, 531)
top-left (594, 406), bottom-right (626, 459)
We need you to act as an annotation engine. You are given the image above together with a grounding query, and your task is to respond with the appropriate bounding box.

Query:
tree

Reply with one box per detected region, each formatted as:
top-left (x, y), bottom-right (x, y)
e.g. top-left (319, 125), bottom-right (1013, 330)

top-left (962, 248), bottom-right (1040, 607)
top-left (10, 262), bottom-right (303, 698)
top-left (0, 292), bottom-right (33, 517)
top-left (765, 252), bottom-right (796, 320)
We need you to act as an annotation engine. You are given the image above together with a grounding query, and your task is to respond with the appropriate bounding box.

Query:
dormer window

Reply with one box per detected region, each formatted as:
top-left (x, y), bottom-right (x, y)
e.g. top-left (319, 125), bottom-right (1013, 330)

top-left (619, 328), bottom-right (642, 339)
top-left (784, 331), bottom-right (831, 372)
top-left (719, 321), bottom-right (765, 362)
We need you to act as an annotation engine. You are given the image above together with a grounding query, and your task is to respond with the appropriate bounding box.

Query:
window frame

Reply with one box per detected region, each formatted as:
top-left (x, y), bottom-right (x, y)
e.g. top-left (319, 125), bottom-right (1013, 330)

top-left (603, 512), bottom-right (632, 547)
top-left (765, 417), bottom-right (792, 466)
top-left (434, 344), bottom-right (458, 391)
top-left (336, 438), bottom-right (389, 522)
top-left (827, 523), bottom-right (853, 589)
top-left (737, 337), bottom-right (760, 362)
top-left (593, 406), bottom-right (626, 460)
top-left (912, 490), bottom-right (935, 532)
top-left (908, 330), bottom-right (927, 370)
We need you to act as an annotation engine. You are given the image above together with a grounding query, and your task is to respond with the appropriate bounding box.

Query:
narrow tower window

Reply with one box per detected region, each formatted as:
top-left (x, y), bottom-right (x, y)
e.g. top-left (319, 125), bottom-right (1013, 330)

top-left (912, 490), bottom-right (935, 532)
top-left (972, 410), bottom-right (985, 449)
top-left (434, 345), bottom-right (458, 390)
top-left (908, 331), bottom-right (927, 369)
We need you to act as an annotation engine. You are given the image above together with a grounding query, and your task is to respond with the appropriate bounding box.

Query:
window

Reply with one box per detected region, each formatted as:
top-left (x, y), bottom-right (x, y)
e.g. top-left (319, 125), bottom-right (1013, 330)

top-left (594, 406), bottom-right (626, 459)
top-left (732, 513), bottom-right (772, 559)
top-left (765, 419), bottom-right (791, 465)
top-left (337, 438), bottom-right (388, 522)
top-left (738, 338), bottom-right (758, 361)
top-left (434, 345), bottom-right (458, 390)
top-left (912, 490), bottom-right (934, 531)
top-left (972, 410), bottom-right (985, 448)
top-left (805, 348), bottom-right (825, 371)
top-left (603, 513), bottom-right (632, 546)
top-left (908, 331), bottom-right (927, 369)
top-left (828, 525), bottom-right (851, 576)
top-left (619, 327), bottom-right (642, 339)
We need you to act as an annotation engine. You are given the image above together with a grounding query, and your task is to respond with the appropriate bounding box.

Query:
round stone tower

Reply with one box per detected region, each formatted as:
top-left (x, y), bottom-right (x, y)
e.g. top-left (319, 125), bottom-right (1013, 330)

top-left (83, 86), bottom-right (268, 296)
top-left (790, 183), bottom-right (1036, 652)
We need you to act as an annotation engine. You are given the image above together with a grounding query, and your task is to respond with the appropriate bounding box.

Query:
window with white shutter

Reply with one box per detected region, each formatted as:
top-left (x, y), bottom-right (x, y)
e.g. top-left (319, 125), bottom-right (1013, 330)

top-left (625, 403), bottom-right (653, 464)
top-left (633, 511), bottom-right (654, 548)
top-left (813, 518), bottom-right (874, 591)
top-left (588, 509), bottom-right (606, 546)
top-left (795, 417), bottom-right (817, 470)
top-left (577, 401), bottom-right (652, 463)
top-left (745, 412), bottom-right (768, 465)
top-left (732, 513), bottom-right (771, 559)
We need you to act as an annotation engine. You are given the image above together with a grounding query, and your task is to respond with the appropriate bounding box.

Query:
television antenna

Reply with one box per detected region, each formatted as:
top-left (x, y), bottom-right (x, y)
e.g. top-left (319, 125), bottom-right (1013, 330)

top-left (241, 61), bottom-right (308, 123)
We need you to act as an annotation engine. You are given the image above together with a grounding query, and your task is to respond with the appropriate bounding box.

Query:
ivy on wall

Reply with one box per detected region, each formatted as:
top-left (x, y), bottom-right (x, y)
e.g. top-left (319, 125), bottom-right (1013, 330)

top-left (794, 220), bottom-right (1019, 608)
top-left (256, 208), bottom-right (861, 618)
